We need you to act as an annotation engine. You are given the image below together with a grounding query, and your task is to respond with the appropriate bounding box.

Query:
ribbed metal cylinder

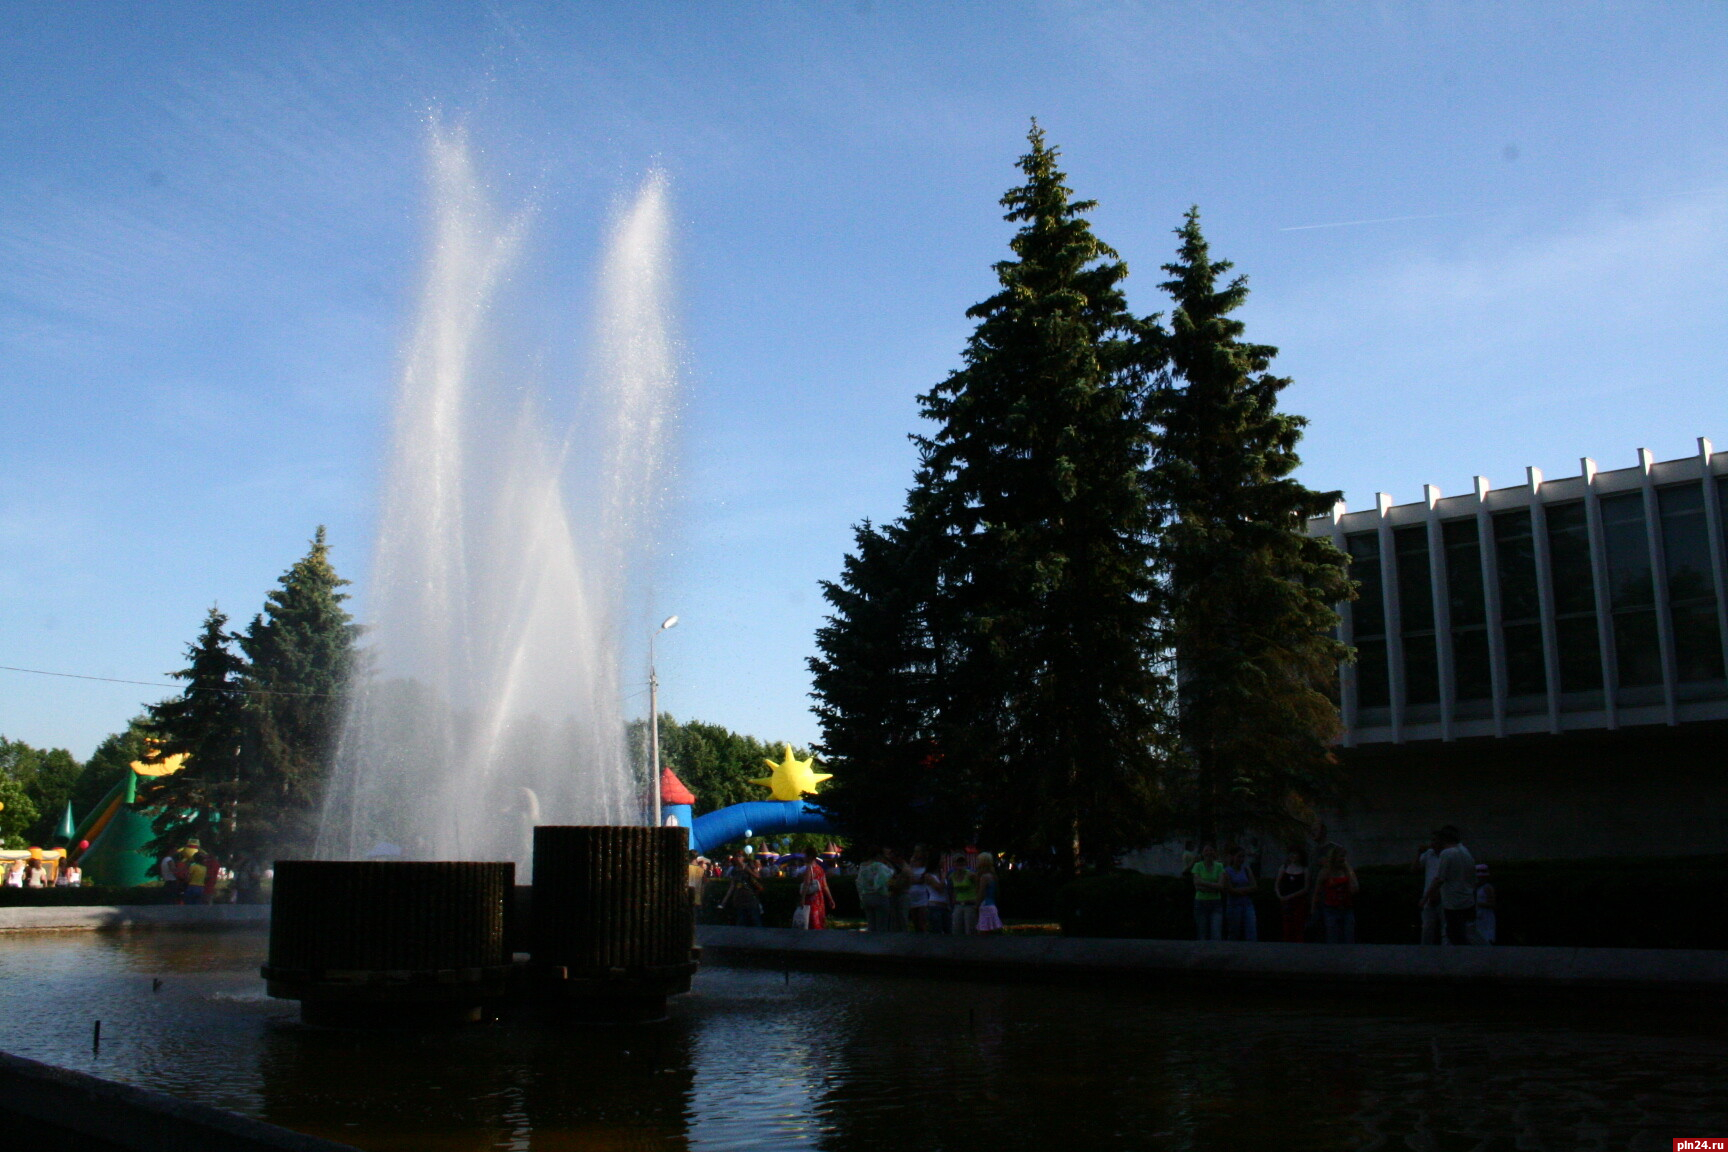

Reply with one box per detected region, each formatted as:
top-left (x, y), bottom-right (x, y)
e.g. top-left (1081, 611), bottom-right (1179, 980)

top-left (268, 861), bottom-right (512, 973)
top-left (530, 826), bottom-right (690, 977)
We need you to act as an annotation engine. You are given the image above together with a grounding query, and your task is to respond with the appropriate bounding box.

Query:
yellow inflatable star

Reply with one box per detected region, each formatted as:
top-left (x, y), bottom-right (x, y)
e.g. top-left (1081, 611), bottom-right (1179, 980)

top-left (750, 745), bottom-right (832, 802)
top-left (130, 749), bottom-right (188, 778)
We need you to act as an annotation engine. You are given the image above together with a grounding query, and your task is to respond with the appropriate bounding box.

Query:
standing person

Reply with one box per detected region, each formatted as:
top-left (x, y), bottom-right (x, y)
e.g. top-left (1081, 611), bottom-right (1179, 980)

top-left (1469, 863), bottom-right (1497, 945)
top-left (1191, 843), bottom-right (1226, 941)
top-left (686, 853), bottom-right (709, 913)
top-left (1304, 821), bottom-right (1340, 941)
top-left (923, 857), bottom-right (952, 935)
top-left (950, 854), bottom-right (980, 934)
top-left (1275, 848), bottom-right (1308, 942)
top-left (23, 859), bottom-right (46, 888)
top-left (1222, 846), bottom-right (1258, 941)
top-left (173, 844), bottom-right (197, 905)
top-left (906, 851), bottom-right (932, 932)
top-left (4, 861), bottom-right (23, 888)
top-left (184, 853), bottom-right (209, 904)
top-left (1422, 826), bottom-right (1476, 945)
top-left (724, 854), bottom-right (765, 927)
top-left (886, 849), bottom-right (914, 932)
top-left (159, 852), bottom-right (182, 902)
top-left (1313, 845), bottom-right (1359, 943)
top-left (1416, 838), bottom-right (1445, 944)
top-left (56, 859), bottom-right (82, 887)
top-left (974, 853), bottom-right (1003, 933)
top-left (855, 848), bottom-right (895, 933)
top-left (799, 847), bottom-right (834, 930)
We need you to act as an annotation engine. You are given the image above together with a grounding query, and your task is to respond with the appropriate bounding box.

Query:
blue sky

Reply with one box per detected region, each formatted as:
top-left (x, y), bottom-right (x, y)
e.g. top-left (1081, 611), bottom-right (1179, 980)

top-left (4, 2), bottom-right (1727, 758)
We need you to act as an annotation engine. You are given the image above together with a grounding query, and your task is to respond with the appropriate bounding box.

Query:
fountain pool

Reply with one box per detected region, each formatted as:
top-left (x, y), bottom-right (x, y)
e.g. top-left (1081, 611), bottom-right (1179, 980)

top-left (1, 930), bottom-right (1724, 1151)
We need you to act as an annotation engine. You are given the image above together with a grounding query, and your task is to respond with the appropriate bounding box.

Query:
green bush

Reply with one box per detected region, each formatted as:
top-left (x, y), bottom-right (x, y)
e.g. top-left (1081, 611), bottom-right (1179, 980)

top-left (0, 885), bottom-right (181, 907)
top-left (1056, 855), bottom-right (1728, 949)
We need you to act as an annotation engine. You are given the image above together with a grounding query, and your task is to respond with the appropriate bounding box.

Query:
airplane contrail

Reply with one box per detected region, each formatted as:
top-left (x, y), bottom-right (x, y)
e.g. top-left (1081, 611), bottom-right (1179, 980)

top-left (1280, 211), bottom-right (1467, 232)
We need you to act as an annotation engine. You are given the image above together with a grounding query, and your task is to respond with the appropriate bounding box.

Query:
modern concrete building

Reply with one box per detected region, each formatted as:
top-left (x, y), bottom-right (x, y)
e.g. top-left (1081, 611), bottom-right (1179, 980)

top-left (1309, 440), bottom-right (1728, 864)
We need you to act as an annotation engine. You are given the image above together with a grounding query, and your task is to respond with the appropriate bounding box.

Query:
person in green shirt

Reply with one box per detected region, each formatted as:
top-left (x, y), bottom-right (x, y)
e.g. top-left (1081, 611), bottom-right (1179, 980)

top-left (1191, 843), bottom-right (1226, 941)
top-left (950, 857), bottom-right (981, 935)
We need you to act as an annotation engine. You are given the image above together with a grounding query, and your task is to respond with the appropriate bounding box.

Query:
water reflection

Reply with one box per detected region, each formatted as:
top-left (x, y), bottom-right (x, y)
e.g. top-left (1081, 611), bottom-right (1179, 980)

top-left (0, 932), bottom-right (1724, 1150)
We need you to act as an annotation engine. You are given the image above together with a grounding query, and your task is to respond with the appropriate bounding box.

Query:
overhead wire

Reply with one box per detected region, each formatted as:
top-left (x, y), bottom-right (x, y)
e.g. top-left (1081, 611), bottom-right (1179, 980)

top-left (0, 663), bottom-right (334, 698)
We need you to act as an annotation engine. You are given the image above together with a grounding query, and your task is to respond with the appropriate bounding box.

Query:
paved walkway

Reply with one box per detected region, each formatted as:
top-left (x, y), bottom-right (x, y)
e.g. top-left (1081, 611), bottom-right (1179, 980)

top-left (696, 925), bottom-right (1728, 993)
top-left (0, 905), bottom-right (268, 933)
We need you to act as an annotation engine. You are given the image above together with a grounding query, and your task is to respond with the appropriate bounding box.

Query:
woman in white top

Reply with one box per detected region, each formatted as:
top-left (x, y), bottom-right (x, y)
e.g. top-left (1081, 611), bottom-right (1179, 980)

top-left (906, 852), bottom-right (932, 932)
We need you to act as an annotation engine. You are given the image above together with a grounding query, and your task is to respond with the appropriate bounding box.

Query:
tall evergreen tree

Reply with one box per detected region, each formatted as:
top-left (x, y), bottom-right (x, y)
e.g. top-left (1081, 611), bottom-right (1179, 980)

top-left (814, 124), bottom-right (1171, 864)
top-left (137, 606), bottom-right (248, 855)
top-left (236, 526), bottom-right (357, 858)
top-left (809, 514), bottom-right (957, 847)
top-left (1148, 208), bottom-right (1353, 841)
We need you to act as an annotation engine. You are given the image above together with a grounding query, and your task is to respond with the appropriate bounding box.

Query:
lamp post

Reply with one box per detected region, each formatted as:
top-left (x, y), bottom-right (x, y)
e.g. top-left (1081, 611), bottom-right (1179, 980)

top-left (648, 615), bottom-right (679, 828)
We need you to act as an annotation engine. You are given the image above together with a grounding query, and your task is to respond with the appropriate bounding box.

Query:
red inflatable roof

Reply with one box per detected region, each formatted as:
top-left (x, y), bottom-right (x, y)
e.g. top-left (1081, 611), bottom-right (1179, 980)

top-left (660, 767), bottom-right (696, 806)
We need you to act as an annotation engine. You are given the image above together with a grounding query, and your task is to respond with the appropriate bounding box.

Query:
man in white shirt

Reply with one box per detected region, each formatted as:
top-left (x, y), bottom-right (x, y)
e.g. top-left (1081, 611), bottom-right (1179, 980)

top-left (1416, 839), bottom-right (1445, 944)
top-left (1422, 825), bottom-right (1476, 945)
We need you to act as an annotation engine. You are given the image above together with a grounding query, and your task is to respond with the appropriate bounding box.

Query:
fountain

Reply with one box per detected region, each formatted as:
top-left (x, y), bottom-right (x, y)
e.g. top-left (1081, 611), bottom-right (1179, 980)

top-left (264, 130), bottom-right (691, 1027)
top-left (316, 128), bottom-right (679, 866)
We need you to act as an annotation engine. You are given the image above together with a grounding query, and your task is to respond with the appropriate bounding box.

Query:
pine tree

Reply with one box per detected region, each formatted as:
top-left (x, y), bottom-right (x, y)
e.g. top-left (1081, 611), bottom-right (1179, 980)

top-left (809, 514), bottom-right (958, 847)
top-left (137, 606), bottom-right (248, 855)
top-left (1149, 208), bottom-right (1353, 842)
top-left (237, 526), bottom-right (357, 858)
top-left (909, 124), bottom-right (1170, 864)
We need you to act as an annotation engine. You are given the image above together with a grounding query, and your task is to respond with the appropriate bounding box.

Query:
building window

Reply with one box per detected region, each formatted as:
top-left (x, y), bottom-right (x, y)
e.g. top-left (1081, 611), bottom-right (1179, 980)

top-left (1659, 482), bottom-right (1724, 682)
top-left (1600, 492), bottom-right (1661, 688)
top-left (1545, 502), bottom-right (1602, 692)
top-left (1394, 525), bottom-right (1439, 706)
top-left (1346, 532), bottom-right (1388, 710)
top-left (1443, 518), bottom-right (1492, 702)
top-left (1493, 509), bottom-right (1546, 704)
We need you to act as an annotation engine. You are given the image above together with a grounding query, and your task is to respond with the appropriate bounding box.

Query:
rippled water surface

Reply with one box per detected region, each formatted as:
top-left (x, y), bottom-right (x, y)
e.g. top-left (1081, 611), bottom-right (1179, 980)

top-left (1, 931), bottom-right (1724, 1151)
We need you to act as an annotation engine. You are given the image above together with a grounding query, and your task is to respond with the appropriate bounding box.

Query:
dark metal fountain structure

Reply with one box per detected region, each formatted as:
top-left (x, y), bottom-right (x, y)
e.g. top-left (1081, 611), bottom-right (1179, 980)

top-left (264, 826), bottom-right (695, 1026)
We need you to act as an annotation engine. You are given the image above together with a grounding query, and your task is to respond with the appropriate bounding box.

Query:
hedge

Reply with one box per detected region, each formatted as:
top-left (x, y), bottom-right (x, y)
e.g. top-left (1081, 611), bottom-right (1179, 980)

top-left (1058, 855), bottom-right (1728, 949)
top-left (0, 886), bottom-right (183, 907)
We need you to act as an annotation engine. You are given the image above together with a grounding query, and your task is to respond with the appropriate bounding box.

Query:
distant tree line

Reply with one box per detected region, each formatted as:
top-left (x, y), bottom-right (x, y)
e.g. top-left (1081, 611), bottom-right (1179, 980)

top-left (628, 713), bottom-right (810, 817)
top-left (810, 124), bottom-right (1352, 867)
top-left (0, 734), bottom-right (126, 849)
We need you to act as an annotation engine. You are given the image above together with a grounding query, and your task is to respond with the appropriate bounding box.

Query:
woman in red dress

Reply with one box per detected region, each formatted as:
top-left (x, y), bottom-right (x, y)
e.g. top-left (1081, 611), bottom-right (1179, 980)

top-left (799, 847), bottom-right (834, 929)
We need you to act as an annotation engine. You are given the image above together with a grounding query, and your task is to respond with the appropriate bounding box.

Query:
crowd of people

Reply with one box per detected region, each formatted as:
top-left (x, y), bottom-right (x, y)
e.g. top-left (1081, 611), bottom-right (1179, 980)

top-left (2, 856), bottom-right (80, 888)
top-left (1188, 821), bottom-right (1498, 945)
top-left (693, 845), bottom-right (1006, 934)
top-left (687, 821), bottom-right (1503, 946)
top-left (156, 839), bottom-right (226, 904)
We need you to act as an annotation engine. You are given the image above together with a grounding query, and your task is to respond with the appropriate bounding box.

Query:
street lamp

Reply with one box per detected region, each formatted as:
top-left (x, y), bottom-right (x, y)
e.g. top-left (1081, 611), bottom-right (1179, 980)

top-left (648, 615), bottom-right (679, 828)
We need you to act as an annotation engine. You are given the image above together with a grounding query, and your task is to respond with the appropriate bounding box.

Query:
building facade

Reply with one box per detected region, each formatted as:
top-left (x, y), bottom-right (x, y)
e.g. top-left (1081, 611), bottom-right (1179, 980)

top-left (1308, 440), bottom-right (1728, 864)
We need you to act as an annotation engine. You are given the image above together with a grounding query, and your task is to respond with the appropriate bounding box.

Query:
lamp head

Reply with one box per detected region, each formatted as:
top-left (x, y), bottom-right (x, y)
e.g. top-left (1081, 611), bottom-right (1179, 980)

top-left (660, 615), bottom-right (679, 631)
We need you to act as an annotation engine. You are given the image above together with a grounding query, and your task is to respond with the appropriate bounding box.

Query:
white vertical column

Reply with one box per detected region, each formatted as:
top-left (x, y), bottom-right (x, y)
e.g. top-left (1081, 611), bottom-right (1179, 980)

top-left (1700, 438), bottom-right (1728, 679)
top-left (1330, 501), bottom-right (1356, 748)
top-left (1425, 484), bottom-right (1455, 741)
top-left (1527, 466), bottom-right (1562, 734)
top-left (1638, 447), bottom-right (1679, 725)
top-left (1476, 475), bottom-right (1507, 738)
top-left (1377, 492), bottom-right (1404, 745)
top-left (1582, 457), bottom-right (1620, 730)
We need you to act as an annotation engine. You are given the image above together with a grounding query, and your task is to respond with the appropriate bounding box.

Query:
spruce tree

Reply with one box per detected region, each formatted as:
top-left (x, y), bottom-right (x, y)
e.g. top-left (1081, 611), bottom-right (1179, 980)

top-left (809, 513), bottom-right (957, 847)
top-left (237, 526), bottom-right (357, 858)
top-left (1149, 208), bottom-right (1353, 842)
top-left (912, 124), bottom-right (1170, 864)
top-left (137, 606), bottom-right (248, 855)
